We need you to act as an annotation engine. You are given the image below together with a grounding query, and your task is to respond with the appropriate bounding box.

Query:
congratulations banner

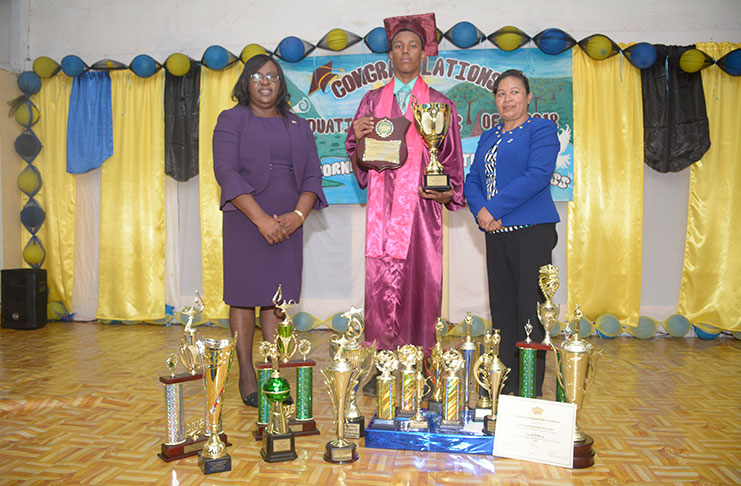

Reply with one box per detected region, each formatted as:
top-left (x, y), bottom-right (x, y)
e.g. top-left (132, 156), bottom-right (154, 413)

top-left (282, 48), bottom-right (573, 204)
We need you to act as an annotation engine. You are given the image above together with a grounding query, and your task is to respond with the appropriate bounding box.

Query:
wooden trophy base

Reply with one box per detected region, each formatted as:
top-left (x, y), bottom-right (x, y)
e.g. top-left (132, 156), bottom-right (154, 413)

top-left (423, 173), bottom-right (451, 192)
top-left (254, 419), bottom-right (319, 440)
top-left (344, 416), bottom-right (365, 439)
top-left (158, 433), bottom-right (230, 462)
top-left (198, 452), bottom-right (231, 475)
top-left (482, 415), bottom-right (496, 436)
top-left (261, 431), bottom-right (298, 463)
top-left (324, 440), bottom-right (358, 464)
top-left (573, 434), bottom-right (595, 469)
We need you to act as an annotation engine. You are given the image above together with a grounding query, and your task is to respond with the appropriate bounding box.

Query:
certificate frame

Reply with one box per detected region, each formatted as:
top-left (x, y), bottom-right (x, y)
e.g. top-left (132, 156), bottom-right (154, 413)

top-left (493, 395), bottom-right (576, 468)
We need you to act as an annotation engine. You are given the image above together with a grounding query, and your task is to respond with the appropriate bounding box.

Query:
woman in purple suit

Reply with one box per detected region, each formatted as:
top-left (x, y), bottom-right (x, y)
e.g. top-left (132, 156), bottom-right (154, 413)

top-left (213, 54), bottom-right (327, 407)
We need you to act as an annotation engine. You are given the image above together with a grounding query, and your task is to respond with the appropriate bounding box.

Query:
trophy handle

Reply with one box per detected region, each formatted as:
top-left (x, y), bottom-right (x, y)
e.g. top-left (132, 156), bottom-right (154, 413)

top-left (584, 348), bottom-right (602, 393)
top-left (552, 346), bottom-right (565, 391)
top-left (472, 354), bottom-right (491, 394)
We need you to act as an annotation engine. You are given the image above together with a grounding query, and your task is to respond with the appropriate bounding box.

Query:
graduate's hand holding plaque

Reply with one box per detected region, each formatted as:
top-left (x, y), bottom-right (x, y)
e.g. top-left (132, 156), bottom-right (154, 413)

top-left (411, 97), bottom-right (452, 191)
top-left (357, 116), bottom-right (412, 172)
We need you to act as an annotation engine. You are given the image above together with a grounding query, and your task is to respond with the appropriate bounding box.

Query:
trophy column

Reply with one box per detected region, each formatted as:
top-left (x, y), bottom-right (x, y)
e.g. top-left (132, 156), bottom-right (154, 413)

top-left (515, 341), bottom-right (551, 398)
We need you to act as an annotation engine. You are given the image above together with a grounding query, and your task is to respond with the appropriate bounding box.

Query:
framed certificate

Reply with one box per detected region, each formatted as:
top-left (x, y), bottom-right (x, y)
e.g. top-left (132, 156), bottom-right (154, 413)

top-left (493, 395), bottom-right (576, 468)
top-left (356, 116), bottom-right (411, 172)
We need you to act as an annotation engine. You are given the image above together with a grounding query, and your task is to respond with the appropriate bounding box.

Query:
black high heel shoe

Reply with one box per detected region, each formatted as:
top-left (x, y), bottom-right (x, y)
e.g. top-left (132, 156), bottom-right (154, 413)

top-left (241, 391), bottom-right (258, 408)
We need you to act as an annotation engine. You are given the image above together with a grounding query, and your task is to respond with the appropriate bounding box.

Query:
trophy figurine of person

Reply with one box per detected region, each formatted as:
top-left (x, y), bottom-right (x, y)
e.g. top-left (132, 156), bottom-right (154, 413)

top-left (427, 318), bottom-right (447, 414)
top-left (458, 312), bottom-right (478, 411)
top-left (411, 97), bottom-right (452, 191)
top-left (396, 344), bottom-right (423, 417)
top-left (473, 329), bottom-right (510, 435)
top-left (322, 346), bottom-right (361, 464)
top-left (272, 285), bottom-right (298, 362)
top-left (179, 291), bottom-right (205, 375)
top-left (537, 264), bottom-right (560, 346)
top-left (260, 343), bottom-right (298, 463)
top-left (196, 332), bottom-right (237, 475)
top-left (553, 305), bottom-right (602, 468)
top-left (373, 349), bottom-right (399, 429)
top-left (439, 348), bottom-right (465, 428)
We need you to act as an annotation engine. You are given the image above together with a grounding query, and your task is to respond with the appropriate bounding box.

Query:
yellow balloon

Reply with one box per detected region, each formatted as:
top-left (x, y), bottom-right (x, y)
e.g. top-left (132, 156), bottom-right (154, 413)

top-left (586, 35), bottom-right (613, 61)
top-left (497, 31), bottom-right (522, 51)
top-left (240, 44), bottom-right (267, 63)
top-left (33, 56), bottom-right (60, 78)
top-left (679, 49), bottom-right (707, 73)
top-left (23, 242), bottom-right (45, 266)
top-left (326, 28), bottom-right (349, 51)
top-left (17, 167), bottom-right (41, 194)
top-left (165, 53), bottom-right (191, 76)
top-left (15, 103), bottom-right (40, 127)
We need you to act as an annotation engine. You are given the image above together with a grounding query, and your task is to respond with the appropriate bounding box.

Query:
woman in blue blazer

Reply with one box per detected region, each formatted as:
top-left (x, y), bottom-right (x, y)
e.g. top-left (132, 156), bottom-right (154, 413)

top-left (464, 69), bottom-right (559, 397)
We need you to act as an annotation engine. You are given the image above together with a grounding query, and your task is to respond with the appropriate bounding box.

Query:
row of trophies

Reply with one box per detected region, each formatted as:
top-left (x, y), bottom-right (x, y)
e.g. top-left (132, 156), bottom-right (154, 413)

top-left (158, 263), bottom-right (601, 473)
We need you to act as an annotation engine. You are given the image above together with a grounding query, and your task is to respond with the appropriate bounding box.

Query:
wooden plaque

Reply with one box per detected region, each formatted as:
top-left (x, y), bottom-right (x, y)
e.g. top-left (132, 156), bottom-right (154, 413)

top-left (357, 116), bottom-right (411, 172)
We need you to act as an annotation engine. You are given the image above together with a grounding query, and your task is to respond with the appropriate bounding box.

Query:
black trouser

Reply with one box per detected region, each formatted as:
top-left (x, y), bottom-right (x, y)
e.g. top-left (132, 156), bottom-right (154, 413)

top-left (485, 223), bottom-right (558, 396)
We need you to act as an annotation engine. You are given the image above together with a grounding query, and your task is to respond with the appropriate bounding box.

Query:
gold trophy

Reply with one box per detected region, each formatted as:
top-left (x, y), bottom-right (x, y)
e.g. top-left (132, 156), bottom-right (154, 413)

top-left (439, 348), bottom-right (465, 427)
top-left (473, 329), bottom-right (511, 435)
top-left (473, 330), bottom-right (493, 421)
top-left (458, 312), bottom-right (478, 411)
top-left (272, 285), bottom-right (298, 362)
top-left (407, 348), bottom-right (431, 430)
top-left (196, 332), bottom-right (237, 475)
top-left (328, 306), bottom-right (376, 438)
top-left (396, 344), bottom-right (423, 417)
top-left (373, 350), bottom-right (399, 428)
top-left (411, 97), bottom-right (452, 191)
top-left (179, 291), bottom-right (205, 375)
top-left (260, 343), bottom-right (298, 463)
top-left (427, 318), bottom-right (447, 414)
top-left (322, 346), bottom-right (361, 464)
top-left (537, 264), bottom-right (560, 346)
top-left (553, 305), bottom-right (602, 468)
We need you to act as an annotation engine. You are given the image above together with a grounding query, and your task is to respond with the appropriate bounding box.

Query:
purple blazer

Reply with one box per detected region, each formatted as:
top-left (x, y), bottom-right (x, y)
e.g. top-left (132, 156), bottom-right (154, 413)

top-left (213, 105), bottom-right (328, 212)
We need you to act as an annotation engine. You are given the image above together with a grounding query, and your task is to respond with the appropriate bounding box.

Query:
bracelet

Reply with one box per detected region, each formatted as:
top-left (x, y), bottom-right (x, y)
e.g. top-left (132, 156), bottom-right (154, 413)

top-left (293, 209), bottom-right (305, 223)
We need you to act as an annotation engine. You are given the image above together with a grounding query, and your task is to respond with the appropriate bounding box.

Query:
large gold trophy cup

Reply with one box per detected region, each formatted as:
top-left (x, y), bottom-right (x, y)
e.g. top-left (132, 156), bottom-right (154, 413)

top-left (553, 305), bottom-right (602, 468)
top-left (473, 329), bottom-right (510, 435)
top-left (411, 98), bottom-right (451, 191)
top-left (196, 333), bottom-right (237, 474)
top-left (537, 264), bottom-right (560, 346)
top-left (328, 306), bottom-right (376, 438)
top-left (322, 347), bottom-right (361, 464)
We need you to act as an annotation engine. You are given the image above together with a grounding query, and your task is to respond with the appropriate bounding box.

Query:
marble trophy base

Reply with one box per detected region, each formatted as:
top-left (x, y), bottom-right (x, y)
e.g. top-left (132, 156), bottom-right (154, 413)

top-left (324, 440), bottom-right (359, 464)
top-left (573, 434), bottom-right (596, 469)
top-left (198, 452), bottom-right (231, 475)
top-left (261, 431), bottom-right (298, 463)
top-left (158, 433), bottom-right (230, 462)
top-left (344, 415), bottom-right (365, 439)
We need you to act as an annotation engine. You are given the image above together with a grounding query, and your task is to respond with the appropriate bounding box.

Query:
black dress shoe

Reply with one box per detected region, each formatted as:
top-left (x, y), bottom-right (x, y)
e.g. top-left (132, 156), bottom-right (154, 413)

top-left (242, 392), bottom-right (258, 408)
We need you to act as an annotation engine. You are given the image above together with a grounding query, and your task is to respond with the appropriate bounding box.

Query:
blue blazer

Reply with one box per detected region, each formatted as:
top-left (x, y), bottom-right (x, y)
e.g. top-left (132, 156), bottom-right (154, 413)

top-left (212, 105), bottom-right (327, 212)
top-left (464, 117), bottom-right (560, 229)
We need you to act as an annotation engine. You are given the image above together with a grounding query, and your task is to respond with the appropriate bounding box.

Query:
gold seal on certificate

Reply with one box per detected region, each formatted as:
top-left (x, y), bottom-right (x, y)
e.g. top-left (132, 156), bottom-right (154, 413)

top-left (357, 116), bottom-right (412, 172)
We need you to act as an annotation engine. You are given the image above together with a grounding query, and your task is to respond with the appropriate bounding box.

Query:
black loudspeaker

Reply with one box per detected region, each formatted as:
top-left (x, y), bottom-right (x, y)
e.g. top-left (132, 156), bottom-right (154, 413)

top-left (1, 268), bottom-right (48, 330)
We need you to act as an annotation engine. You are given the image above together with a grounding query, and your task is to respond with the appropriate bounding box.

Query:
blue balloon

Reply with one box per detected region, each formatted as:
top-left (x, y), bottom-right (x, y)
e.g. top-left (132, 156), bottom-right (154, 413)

top-left (202, 45), bottom-right (230, 70)
top-left (663, 314), bottom-right (690, 337)
top-left (537, 28), bottom-right (569, 55)
top-left (450, 21), bottom-right (479, 48)
top-left (278, 36), bottom-right (306, 62)
top-left (130, 54), bottom-right (159, 78)
top-left (365, 26), bottom-right (388, 53)
top-left (624, 42), bottom-right (657, 69)
top-left (693, 325), bottom-right (720, 340)
top-left (20, 201), bottom-right (45, 233)
top-left (17, 71), bottom-right (42, 95)
top-left (717, 48), bottom-right (741, 76)
top-left (61, 55), bottom-right (86, 77)
top-left (292, 311), bottom-right (317, 332)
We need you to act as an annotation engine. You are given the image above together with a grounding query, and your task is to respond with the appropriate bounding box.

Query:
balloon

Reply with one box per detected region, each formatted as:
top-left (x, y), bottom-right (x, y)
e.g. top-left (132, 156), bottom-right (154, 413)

top-left (595, 314), bottom-right (621, 338)
top-left (165, 53), bottom-right (191, 76)
top-left (33, 56), bottom-right (60, 78)
top-left (364, 26), bottom-right (388, 53)
top-left (15, 102), bottom-right (40, 127)
top-left (448, 21), bottom-right (479, 49)
top-left (581, 34), bottom-right (618, 61)
top-left (693, 324), bottom-right (720, 340)
top-left (679, 48), bottom-right (712, 73)
top-left (17, 72), bottom-right (42, 95)
top-left (130, 54), bottom-right (159, 78)
top-left (17, 165), bottom-right (42, 196)
top-left (277, 36), bottom-right (307, 62)
top-left (14, 131), bottom-right (42, 161)
top-left (625, 316), bottom-right (658, 339)
top-left (326, 28), bottom-right (349, 51)
top-left (23, 239), bottom-right (46, 267)
top-left (623, 42), bottom-right (658, 69)
top-left (662, 314), bottom-right (690, 337)
top-left (202, 45), bottom-right (230, 70)
top-left (61, 55), bottom-right (86, 77)
top-left (240, 43), bottom-right (267, 63)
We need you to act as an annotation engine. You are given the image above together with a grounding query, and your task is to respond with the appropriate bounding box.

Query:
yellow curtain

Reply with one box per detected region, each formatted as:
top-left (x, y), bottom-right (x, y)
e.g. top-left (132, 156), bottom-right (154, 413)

top-left (198, 64), bottom-right (242, 319)
top-left (678, 42), bottom-right (741, 332)
top-left (567, 47), bottom-right (644, 326)
top-left (26, 75), bottom-right (76, 308)
top-left (97, 70), bottom-right (165, 320)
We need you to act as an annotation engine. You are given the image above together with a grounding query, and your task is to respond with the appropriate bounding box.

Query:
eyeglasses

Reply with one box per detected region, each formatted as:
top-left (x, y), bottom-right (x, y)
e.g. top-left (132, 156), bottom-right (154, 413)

top-left (249, 72), bottom-right (280, 83)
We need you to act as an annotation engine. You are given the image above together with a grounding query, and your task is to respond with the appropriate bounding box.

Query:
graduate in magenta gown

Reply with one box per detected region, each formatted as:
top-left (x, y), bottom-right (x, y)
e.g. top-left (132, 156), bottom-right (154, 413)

top-left (345, 13), bottom-right (464, 394)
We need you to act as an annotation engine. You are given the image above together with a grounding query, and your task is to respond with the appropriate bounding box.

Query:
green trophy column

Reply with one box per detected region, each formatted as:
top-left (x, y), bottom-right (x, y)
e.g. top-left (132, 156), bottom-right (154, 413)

top-left (296, 365), bottom-right (313, 421)
top-left (258, 367), bottom-right (271, 425)
top-left (518, 347), bottom-right (537, 398)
